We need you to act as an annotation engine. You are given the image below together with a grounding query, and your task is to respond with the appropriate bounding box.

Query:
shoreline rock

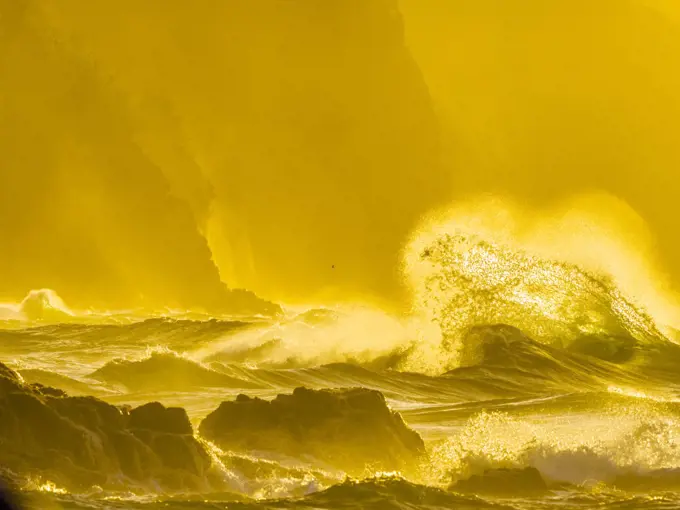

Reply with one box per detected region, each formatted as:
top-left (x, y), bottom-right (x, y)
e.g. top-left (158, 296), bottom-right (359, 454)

top-left (0, 362), bottom-right (218, 493)
top-left (199, 386), bottom-right (425, 476)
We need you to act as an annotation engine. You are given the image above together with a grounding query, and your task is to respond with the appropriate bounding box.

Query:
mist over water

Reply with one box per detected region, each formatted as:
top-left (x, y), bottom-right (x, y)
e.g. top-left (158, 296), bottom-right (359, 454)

top-left (2, 196), bottom-right (680, 508)
top-left (3, 1), bottom-right (680, 509)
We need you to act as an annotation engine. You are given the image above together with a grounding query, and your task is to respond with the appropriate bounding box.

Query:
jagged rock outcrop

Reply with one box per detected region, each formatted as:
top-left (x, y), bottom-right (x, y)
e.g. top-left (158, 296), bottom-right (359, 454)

top-left (1, 0), bottom-right (449, 310)
top-left (0, 3), bottom-right (282, 317)
top-left (0, 362), bottom-right (216, 492)
top-left (199, 387), bottom-right (425, 475)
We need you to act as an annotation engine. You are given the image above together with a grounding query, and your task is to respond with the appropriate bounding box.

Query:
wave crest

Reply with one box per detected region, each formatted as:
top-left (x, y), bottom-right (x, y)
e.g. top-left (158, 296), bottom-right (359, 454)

top-left (404, 233), bottom-right (668, 372)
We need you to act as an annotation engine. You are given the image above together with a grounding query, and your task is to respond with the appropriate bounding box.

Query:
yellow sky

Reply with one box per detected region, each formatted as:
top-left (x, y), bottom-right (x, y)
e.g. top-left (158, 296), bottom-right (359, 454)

top-left (401, 0), bottom-right (680, 285)
top-left (1, 0), bottom-right (679, 313)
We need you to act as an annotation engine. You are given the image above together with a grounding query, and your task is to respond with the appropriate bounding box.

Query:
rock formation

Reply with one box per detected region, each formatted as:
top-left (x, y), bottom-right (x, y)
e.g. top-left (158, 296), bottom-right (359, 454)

top-left (0, 362), bottom-right (218, 492)
top-left (199, 387), bottom-right (425, 475)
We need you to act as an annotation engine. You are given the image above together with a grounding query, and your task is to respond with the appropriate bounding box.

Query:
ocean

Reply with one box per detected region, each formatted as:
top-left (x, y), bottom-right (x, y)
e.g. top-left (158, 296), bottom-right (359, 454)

top-left (3, 231), bottom-right (680, 510)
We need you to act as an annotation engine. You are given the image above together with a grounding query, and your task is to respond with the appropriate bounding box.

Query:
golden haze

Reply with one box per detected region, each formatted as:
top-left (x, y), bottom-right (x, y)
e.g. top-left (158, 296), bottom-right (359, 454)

top-left (1, 0), bottom-right (679, 315)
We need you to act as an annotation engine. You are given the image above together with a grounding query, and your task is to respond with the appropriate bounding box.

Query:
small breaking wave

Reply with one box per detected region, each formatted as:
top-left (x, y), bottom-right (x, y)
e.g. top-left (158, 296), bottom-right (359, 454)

top-left (89, 349), bottom-right (264, 392)
top-left (0, 289), bottom-right (74, 324)
top-left (423, 406), bottom-right (680, 491)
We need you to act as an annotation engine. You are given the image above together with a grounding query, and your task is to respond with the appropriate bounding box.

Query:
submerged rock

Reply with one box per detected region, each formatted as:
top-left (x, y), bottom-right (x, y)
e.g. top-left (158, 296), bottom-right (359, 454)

top-left (614, 469), bottom-right (680, 491)
top-left (450, 467), bottom-right (548, 495)
top-left (0, 361), bottom-right (217, 492)
top-left (199, 386), bottom-right (425, 475)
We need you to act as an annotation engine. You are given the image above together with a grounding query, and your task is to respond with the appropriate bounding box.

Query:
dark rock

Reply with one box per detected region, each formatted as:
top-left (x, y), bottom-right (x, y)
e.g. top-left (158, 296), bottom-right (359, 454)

top-left (128, 402), bottom-right (193, 435)
top-left (149, 433), bottom-right (210, 473)
top-left (199, 387), bottom-right (425, 475)
top-left (450, 467), bottom-right (548, 495)
top-left (614, 469), bottom-right (680, 491)
top-left (0, 480), bottom-right (21, 510)
top-left (0, 361), bottom-right (218, 492)
top-left (50, 395), bottom-right (126, 431)
top-left (29, 383), bottom-right (67, 398)
top-left (0, 364), bottom-right (19, 382)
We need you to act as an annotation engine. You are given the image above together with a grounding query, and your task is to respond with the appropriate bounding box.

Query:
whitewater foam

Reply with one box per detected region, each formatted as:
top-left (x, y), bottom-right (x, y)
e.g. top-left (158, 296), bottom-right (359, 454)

top-left (421, 404), bottom-right (680, 489)
top-left (399, 195), bottom-right (677, 373)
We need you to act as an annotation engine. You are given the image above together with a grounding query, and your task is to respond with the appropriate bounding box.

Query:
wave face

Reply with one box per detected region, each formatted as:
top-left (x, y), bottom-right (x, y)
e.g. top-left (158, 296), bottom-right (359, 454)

top-left (6, 311), bottom-right (680, 509)
top-left (403, 231), bottom-right (672, 373)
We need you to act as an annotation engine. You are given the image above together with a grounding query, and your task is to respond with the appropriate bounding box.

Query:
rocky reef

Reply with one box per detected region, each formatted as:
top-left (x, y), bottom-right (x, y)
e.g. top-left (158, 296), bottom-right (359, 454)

top-left (199, 387), bottom-right (425, 475)
top-left (0, 359), bottom-right (428, 491)
top-left (0, 362), bottom-right (218, 492)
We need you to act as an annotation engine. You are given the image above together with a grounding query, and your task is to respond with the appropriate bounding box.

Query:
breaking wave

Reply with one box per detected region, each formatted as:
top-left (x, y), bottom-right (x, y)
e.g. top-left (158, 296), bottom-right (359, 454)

top-left (399, 195), bottom-right (680, 374)
top-left (6, 196), bottom-right (680, 509)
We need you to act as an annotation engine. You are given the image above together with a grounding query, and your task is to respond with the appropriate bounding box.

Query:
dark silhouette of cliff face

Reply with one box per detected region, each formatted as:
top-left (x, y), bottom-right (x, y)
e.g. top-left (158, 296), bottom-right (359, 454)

top-left (0, 1), bottom-right (278, 315)
top-left (0, 359), bottom-right (426, 487)
top-left (197, 1), bottom-right (451, 305)
top-left (199, 387), bottom-right (426, 476)
top-left (1, 0), bottom-right (451, 309)
top-left (0, 361), bottom-right (220, 492)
